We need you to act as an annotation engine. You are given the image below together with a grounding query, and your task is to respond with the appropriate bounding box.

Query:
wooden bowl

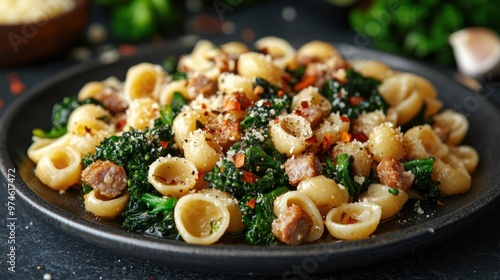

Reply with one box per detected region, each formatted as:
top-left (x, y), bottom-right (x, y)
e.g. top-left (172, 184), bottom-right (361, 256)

top-left (0, 0), bottom-right (90, 67)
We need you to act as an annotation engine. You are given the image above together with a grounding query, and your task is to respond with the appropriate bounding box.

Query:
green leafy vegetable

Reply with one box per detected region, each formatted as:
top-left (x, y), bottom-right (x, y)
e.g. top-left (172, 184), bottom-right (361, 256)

top-left (98, 0), bottom-right (183, 41)
top-left (403, 157), bottom-right (441, 201)
top-left (240, 187), bottom-right (289, 245)
top-left (33, 97), bottom-right (102, 139)
top-left (349, 0), bottom-right (500, 65)
top-left (321, 69), bottom-right (389, 119)
top-left (122, 193), bottom-right (178, 238)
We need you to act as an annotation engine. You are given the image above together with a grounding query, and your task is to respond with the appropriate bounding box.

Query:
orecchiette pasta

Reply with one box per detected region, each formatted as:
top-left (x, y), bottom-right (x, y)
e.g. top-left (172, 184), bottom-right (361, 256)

top-left (433, 154), bottom-right (472, 196)
top-left (324, 202), bottom-right (382, 240)
top-left (183, 130), bottom-right (222, 172)
top-left (273, 191), bottom-right (324, 242)
top-left (360, 184), bottom-right (409, 220)
top-left (403, 125), bottom-right (449, 160)
top-left (174, 193), bottom-right (230, 245)
top-left (332, 141), bottom-right (373, 177)
top-left (367, 122), bottom-right (405, 162)
top-left (158, 79), bottom-right (189, 106)
top-left (237, 52), bottom-right (283, 86)
top-left (125, 97), bottom-right (160, 131)
top-left (148, 156), bottom-right (199, 197)
top-left (378, 73), bottom-right (443, 125)
top-left (217, 72), bottom-right (257, 101)
top-left (123, 63), bottom-right (167, 102)
top-left (296, 40), bottom-right (339, 63)
top-left (28, 134), bottom-right (72, 164)
top-left (297, 175), bottom-right (349, 216)
top-left (255, 36), bottom-right (296, 69)
top-left (291, 86), bottom-right (332, 116)
top-left (34, 146), bottom-right (81, 190)
top-left (448, 145), bottom-right (479, 173)
top-left (200, 189), bottom-right (245, 233)
top-left (84, 190), bottom-right (129, 219)
top-left (67, 104), bottom-right (114, 136)
top-left (270, 114), bottom-right (313, 156)
top-left (348, 59), bottom-right (394, 81)
top-left (432, 109), bottom-right (469, 146)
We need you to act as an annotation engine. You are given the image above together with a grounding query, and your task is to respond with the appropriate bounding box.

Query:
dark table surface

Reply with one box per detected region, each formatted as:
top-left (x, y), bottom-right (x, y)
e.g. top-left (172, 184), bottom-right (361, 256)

top-left (1, 1), bottom-right (500, 279)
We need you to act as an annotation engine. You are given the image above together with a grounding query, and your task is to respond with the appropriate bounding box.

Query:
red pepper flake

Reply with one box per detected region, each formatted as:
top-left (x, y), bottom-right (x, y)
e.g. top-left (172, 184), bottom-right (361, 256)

top-left (246, 197), bottom-right (256, 209)
top-left (346, 216), bottom-right (359, 224)
top-left (319, 133), bottom-right (333, 152)
top-left (233, 153), bottom-right (245, 168)
top-left (253, 85), bottom-right (265, 95)
top-left (352, 131), bottom-right (368, 142)
top-left (8, 72), bottom-right (25, 95)
top-left (197, 171), bottom-right (204, 183)
top-left (160, 141), bottom-right (169, 149)
top-left (262, 101), bottom-right (272, 107)
top-left (242, 171), bottom-right (259, 183)
top-left (278, 90), bottom-right (285, 97)
top-left (118, 44), bottom-right (136, 56)
top-left (339, 115), bottom-right (350, 123)
top-left (340, 131), bottom-right (352, 143)
top-left (273, 117), bottom-right (279, 124)
top-left (224, 99), bottom-right (242, 111)
top-left (293, 75), bottom-right (316, 92)
top-left (348, 96), bottom-right (364, 106)
top-left (115, 119), bottom-right (127, 131)
top-left (305, 136), bottom-right (318, 144)
top-left (300, 100), bottom-right (309, 109)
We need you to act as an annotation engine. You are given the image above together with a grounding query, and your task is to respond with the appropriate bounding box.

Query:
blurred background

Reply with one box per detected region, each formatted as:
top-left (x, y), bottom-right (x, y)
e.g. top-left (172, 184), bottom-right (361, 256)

top-left (2, 0), bottom-right (500, 115)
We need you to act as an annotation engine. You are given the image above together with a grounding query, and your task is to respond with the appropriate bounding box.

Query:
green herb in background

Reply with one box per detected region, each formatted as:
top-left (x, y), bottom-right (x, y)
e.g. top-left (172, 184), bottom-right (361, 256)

top-left (349, 0), bottom-right (500, 65)
top-left (95, 0), bottom-right (183, 41)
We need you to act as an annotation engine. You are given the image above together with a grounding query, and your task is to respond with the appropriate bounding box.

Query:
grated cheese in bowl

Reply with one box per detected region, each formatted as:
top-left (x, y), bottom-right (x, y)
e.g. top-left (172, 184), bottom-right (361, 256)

top-left (0, 0), bottom-right (76, 25)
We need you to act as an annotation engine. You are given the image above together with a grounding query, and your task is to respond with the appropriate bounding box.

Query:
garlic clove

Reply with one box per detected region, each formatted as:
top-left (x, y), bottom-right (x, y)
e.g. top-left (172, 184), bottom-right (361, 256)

top-left (449, 27), bottom-right (500, 78)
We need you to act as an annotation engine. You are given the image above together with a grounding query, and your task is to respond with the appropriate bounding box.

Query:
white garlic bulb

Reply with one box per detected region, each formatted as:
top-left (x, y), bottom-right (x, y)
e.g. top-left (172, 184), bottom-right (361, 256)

top-left (449, 27), bottom-right (500, 78)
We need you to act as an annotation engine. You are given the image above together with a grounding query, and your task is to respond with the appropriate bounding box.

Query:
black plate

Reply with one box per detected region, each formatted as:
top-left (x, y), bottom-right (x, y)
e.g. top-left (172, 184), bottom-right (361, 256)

top-left (1, 42), bottom-right (500, 274)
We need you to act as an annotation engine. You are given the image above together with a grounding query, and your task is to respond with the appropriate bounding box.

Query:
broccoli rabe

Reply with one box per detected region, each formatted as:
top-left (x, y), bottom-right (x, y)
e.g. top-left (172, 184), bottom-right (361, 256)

top-left (321, 69), bottom-right (389, 119)
top-left (33, 96), bottom-right (102, 138)
top-left (162, 56), bottom-right (188, 81)
top-left (243, 145), bottom-right (289, 188)
top-left (204, 158), bottom-right (244, 197)
top-left (204, 138), bottom-right (291, 245)
top-left (122, 193), bottom-right (178, 238)
top-left (82, 99), bottom-right (186, 237)
top-left (157, 91), bottom-right (187, 127)
top-left (240, 187), bottom-right (289, 245)
top-left (240, 78), bottom-right (291, 130)
top-left (83, 126), bottom-right (172, 199)
top-left (323, 154), bottom-right (370, 201)
top-left (404, 157), bottom-right (441, 201)
top-left (205, 143), bottom-right (289, 199)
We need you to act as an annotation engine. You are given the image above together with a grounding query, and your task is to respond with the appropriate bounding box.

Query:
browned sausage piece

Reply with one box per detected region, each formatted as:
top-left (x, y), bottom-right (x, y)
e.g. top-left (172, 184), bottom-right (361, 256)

top-left (205, 119), bottom-right (242, 151)
top-left (272, 204), bottom-right (313, 245)
top-left (432, 121), bottom-right (451, 144)
top-left (81, 160), bottom-right (127, 199)
top-left (376, 157), bottom-right (414, 192)
top-left (294, 104), bottom-right (325, 128)
top-left (187, 74), bottom-right (217, 97)
top-left (95, 86), bottom-right (128, 114)
top-left (284, 153), bottom-right (322, 186)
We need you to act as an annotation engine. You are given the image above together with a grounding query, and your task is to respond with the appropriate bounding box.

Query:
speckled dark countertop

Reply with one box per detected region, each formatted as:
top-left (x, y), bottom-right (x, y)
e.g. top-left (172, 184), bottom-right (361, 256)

top-left (1, 1), bottom-right (500, 279)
